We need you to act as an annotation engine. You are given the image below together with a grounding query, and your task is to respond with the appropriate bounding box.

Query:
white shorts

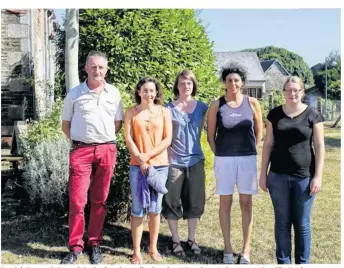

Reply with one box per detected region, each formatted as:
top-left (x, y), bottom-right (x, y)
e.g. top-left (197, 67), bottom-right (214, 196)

top-left (214, 155), bottom-right (258, 195)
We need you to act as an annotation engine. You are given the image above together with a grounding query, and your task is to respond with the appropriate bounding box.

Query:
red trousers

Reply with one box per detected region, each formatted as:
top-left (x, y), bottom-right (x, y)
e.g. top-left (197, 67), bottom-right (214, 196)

top-left (68, 143), bottom-right (116, 252)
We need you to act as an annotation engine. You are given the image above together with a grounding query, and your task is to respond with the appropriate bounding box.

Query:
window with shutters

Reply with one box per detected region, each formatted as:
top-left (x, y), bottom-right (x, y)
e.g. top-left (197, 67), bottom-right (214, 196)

top-left (243, 87), bottom-right (262, 99)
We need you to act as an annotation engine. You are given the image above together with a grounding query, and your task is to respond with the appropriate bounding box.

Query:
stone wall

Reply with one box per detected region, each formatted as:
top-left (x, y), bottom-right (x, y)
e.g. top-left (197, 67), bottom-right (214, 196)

top-left (263, 63), bottom-right (289, 98)
top-left (1, 9), bottom-right (34, 125)
top-left (1, 9), bottom-right (57, 127)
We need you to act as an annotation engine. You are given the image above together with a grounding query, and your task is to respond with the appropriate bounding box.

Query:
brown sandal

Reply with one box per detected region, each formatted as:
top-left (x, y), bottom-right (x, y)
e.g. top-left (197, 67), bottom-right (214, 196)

top-left (131, 254), bottom-right (143, 264)
top-left (149, 251), bottom-right (162, 262)
top-left (187, 239), bottom-right (201, 255)
top-left (172, 241), bottom-right (185, 257)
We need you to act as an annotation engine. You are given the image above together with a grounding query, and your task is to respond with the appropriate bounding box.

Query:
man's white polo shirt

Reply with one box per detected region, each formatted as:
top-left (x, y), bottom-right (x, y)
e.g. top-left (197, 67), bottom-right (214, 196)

top-left (62, 81), bottom-right (124, 143)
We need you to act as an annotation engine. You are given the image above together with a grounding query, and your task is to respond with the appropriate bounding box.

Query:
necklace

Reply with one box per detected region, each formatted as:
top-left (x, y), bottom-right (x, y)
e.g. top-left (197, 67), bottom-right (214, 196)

top-left (145, 120), bottom-right (151, 132)
top-left (141, 107), bottom-right (159, 133)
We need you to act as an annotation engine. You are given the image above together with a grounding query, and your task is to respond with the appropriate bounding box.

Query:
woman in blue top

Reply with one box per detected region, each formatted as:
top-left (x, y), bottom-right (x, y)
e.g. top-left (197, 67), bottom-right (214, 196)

top-left (162, 70), bottom-right (208, 257)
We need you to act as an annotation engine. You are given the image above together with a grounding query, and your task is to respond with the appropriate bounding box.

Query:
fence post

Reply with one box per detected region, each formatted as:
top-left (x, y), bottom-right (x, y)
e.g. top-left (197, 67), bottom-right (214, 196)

top-left (269, 93), bottom-right (273, 110)
top-left (331, 101), bottom-right (335, 121)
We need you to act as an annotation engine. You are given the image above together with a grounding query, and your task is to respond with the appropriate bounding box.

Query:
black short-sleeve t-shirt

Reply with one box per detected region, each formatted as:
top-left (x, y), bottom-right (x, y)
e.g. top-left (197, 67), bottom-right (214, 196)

top-left (267, 105), bottom-right (323, 178)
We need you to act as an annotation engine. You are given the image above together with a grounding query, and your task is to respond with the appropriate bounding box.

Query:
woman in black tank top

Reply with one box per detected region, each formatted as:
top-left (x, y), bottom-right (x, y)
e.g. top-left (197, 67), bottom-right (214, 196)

top-left (207, 63), bottom-right (263, 264)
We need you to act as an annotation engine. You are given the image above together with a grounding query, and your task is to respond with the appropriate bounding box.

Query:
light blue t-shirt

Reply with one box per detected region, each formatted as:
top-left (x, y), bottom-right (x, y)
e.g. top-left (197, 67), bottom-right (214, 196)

top-left (166, 101), bottom-right (208, 167)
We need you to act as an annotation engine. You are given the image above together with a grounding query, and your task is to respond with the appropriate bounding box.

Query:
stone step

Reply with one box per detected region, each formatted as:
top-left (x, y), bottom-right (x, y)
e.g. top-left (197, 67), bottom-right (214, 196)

top-left (2, 148), bottom-right (11, 155)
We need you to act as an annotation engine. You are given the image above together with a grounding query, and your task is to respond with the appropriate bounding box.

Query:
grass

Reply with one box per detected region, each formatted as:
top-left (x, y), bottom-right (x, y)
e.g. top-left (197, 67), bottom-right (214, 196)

top-left (1, 127), bottom-right (341, 264)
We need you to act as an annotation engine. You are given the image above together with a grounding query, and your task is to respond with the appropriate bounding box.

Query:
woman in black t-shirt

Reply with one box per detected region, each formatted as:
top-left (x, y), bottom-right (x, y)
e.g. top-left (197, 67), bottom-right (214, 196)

top-left (259, 76), bottom-right (325, 264)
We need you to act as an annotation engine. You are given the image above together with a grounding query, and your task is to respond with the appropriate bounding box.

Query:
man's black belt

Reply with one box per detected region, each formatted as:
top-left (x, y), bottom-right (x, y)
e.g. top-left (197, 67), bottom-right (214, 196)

top-left (72, 140), bottom-right (116, 146)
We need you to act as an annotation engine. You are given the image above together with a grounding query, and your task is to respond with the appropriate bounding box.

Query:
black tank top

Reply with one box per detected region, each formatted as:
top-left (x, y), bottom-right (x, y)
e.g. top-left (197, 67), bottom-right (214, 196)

top-left (215, 95), bottom-right (257, 156)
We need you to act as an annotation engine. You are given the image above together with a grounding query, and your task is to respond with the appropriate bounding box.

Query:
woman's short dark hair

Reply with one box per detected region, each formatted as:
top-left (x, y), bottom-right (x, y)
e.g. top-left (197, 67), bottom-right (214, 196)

top-left (220, 62), bottom-right (247, 83)
top-left (134, 77), bottom-right (163, 105)
top-left (173, 70), bottom-right (198, 98)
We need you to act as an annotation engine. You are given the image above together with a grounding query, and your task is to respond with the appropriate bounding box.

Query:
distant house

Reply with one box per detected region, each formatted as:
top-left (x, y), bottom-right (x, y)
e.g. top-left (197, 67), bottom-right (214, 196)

top-left (310, 63), bottom-right (324, 74)
top-left (260, 59), bottom-right (290, 95)
top-left (215, 52), bottom-right (266, 99)
top-left (304, 86), bottom-right (323, 108)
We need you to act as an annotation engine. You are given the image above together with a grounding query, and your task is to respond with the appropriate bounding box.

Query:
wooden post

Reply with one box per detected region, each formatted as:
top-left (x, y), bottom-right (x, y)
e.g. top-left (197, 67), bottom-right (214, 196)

top-left (10, 121), bottom-right (28, 155)
top-left (269, 93), bottom-right (273, 110)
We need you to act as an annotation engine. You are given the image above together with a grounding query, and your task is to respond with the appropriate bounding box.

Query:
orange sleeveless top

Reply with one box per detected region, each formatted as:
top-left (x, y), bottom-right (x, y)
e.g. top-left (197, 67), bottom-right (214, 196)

top-left (130, 106), bottom-right (169, 166)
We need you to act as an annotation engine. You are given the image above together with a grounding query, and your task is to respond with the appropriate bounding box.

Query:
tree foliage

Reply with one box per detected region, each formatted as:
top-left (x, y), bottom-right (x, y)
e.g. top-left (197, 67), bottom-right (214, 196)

top-left (312, 50), bottom-right (341, 100)
top-left (78, 9), bottom-right (220, 104)
top-left (242, 46), bottom-right (314, 85)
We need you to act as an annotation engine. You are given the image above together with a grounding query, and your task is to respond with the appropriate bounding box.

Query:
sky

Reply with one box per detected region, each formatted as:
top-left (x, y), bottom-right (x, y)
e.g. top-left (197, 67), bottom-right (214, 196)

top-left (55, 8), bottom-right (340, 68)
top-left (197, 9), bottom-right (341, 67)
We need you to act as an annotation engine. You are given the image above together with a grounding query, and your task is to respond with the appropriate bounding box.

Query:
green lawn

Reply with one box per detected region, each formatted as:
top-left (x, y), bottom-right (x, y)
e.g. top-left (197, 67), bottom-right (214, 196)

top-left (1, 127), bottom-right (341, 264)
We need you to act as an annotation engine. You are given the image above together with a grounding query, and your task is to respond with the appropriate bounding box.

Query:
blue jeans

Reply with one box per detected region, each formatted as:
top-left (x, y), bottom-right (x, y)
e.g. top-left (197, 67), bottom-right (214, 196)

top-left (129, 165), bottom-right (169, 217)
top-left (267, 172), bottom-right (315, 264)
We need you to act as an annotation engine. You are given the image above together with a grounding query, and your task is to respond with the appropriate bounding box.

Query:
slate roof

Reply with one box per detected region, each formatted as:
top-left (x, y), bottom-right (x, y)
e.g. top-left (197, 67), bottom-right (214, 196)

top-left (215, 52), bottom-right (265, 81)
top-left (310, 63), bottom-right (324, 74)
top-left (305, 85), bottom-right (322, 95)
top-left (260, 59), bottom-right (290, 75)
top-left (260, 60), bottom-right (275, 72)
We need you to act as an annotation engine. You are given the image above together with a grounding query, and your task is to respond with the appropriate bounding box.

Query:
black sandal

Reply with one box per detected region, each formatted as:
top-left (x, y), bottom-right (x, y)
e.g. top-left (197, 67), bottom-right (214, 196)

top-left (172, 241), bottom-right (185, 257)
top-left (187, 239), bottom-right (201, 255)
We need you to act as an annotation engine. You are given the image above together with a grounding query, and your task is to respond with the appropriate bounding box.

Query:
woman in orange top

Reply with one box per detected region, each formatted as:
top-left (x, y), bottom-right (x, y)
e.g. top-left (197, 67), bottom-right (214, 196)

top-left (124, 77), bottom-right (172, 264)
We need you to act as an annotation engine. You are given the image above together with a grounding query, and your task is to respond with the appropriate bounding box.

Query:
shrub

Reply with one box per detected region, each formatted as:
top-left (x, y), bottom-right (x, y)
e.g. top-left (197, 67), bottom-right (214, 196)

top-left (106, 132), bottom-right (131, 222)
top-left (21, 99), bottom-right (64, 146)
top-left (19, 99), bottom-right (69, 214)
top-left (260, 89), bottom-right (285, 122)
top-left (201, 131), bottom-right (214, 188)
top-left (21, 138), bottom-right (70, 213)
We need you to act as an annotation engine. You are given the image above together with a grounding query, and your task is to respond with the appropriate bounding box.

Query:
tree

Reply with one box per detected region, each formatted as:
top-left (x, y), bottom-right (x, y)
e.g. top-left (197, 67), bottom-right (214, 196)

top-left (65, 9), bottom-right (80, 91)
top-left (78, 9), bottom-right (220, 104)
top-left (242, 46), bottom-right (314, 85)
top-left (313, 50), bottom-right (341, 100)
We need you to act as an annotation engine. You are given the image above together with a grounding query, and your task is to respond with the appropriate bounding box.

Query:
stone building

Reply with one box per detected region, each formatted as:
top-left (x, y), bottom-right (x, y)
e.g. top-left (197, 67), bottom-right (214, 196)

top-left (1, 9), bottom-right (58, 148)
top-left (260, 59), bottom-right (290, 95)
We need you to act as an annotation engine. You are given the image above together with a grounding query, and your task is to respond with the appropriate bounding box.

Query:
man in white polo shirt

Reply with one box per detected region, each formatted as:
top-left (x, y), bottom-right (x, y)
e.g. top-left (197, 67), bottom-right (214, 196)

top-left (61, 51), bottom-right (124, 264)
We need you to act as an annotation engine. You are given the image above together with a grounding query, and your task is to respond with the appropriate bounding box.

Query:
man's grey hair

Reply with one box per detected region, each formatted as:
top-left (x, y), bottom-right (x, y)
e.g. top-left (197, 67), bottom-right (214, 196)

top-left (85, 51), bottom-right (108, 65)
